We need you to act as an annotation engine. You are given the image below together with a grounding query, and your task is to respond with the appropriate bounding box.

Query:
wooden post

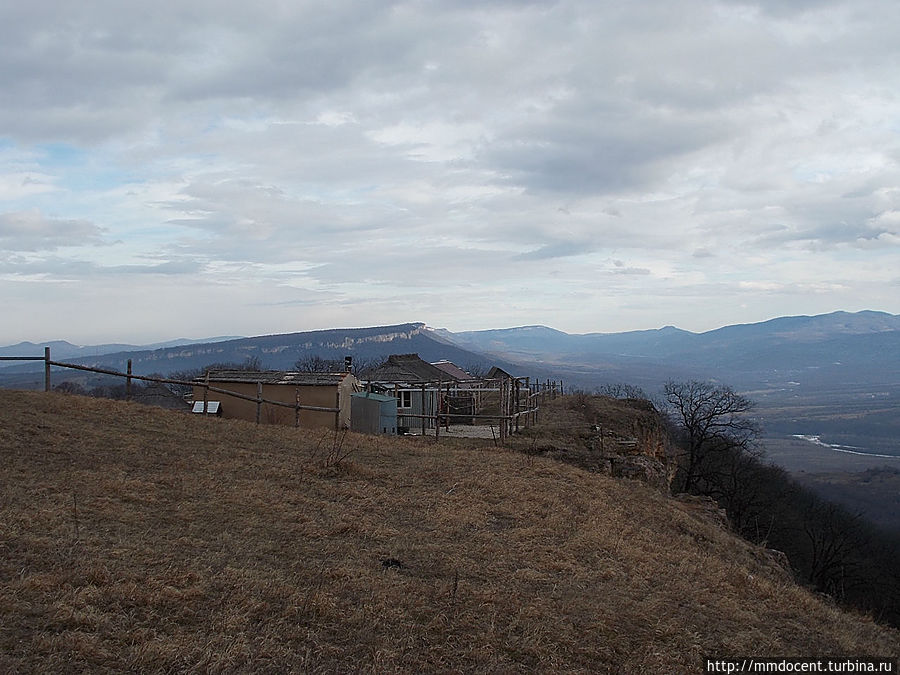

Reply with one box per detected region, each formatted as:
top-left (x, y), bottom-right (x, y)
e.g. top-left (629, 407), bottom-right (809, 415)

top-left (421, 384), bottom-right (426, 436)
top-left (435, 378), bottom-right (443, 439)
top-left (514, 378), bottom-right (520, 434)
top-left (335, 390), bottom-right (340, 430)
top-left (203, 372), bottom-right (209, 414)
top-left (509, 380), bottom-right (515, 437)
top-left (525, 377), bottom-right (530, 429)
top-left (44, 347), bottom-right (51, 392)
top-left (256, 381), bottom-right (262, 425)
top-left (126, 359), bottom-right (133, 401)
top-left (499, 379), bottom-right (508, 444)
top-left (295, 387), bottom-right (301, 428)
top-left (446, 381), bottom-right (451, 431)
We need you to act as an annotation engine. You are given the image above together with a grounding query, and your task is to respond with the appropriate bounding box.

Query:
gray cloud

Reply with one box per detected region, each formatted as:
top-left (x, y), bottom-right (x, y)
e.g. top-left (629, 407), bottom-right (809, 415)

top-left (0, 209), bottom-right (105, 251)
top-left (514, 241), bottom-right (593, 261)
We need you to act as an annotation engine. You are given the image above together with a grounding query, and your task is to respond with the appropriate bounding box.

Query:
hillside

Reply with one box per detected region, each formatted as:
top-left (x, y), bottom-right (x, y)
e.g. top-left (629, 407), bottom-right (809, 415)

top-left (1, 391), bottom-right (896, 672)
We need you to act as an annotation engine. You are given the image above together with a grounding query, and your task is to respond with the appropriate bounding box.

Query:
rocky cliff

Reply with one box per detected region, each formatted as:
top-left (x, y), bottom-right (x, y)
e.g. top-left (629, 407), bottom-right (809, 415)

top-left (510, 393), bottom-right (675, 489)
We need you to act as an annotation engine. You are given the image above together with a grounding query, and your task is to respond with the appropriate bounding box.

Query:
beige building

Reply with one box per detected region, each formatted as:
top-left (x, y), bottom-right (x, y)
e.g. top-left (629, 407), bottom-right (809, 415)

top-left (192, 370), bottom-right (360, 429)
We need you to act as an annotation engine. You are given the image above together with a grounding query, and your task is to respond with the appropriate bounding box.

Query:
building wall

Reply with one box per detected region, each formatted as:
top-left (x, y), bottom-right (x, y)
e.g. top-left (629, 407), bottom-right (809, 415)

top-left (350, 395), bottom-right (397, 434)
top-left (397, 389), bottom-right (437, 430)
top-left (192, 378), bottom-right (356, 429)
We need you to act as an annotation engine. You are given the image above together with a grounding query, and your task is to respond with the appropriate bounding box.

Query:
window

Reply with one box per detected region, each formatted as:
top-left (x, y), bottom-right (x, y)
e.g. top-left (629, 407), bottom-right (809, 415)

top-left (396, 390), bottom-right (412, 409)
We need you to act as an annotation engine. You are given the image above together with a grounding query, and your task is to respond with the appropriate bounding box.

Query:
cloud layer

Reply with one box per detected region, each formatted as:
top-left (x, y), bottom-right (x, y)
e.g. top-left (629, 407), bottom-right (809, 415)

top-left (1, 0), bottom-right (899, 342)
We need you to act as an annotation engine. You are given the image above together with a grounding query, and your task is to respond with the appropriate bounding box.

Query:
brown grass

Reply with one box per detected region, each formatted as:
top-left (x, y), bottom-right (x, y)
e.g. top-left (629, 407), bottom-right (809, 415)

top-left (1, 390), bottom-right (897, 673)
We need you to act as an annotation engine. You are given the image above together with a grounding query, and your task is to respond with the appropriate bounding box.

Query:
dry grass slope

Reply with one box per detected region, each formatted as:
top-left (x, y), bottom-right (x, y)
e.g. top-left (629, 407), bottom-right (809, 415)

top-left (1, 390), bottom-right (896, 673)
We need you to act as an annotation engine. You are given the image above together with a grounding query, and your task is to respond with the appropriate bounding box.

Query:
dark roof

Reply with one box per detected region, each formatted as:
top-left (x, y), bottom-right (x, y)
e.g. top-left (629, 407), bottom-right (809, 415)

top-left (198, 370), bottom-right (353, 386)
top-left (487, 366), bottom-right (514, 379)
top-left (430, 360), bottom-right (472, 380)
top-left (366, 354), bottom-right (462, 383)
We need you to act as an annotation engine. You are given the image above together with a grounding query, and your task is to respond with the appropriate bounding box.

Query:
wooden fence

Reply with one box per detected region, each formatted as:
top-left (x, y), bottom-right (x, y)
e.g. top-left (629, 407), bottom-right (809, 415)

top-left (0, 348), bottom-right (339, 428)
top-left (370, 376), bottom-right (563, 441)
top-left (1, 349), bottom-right (563, 441)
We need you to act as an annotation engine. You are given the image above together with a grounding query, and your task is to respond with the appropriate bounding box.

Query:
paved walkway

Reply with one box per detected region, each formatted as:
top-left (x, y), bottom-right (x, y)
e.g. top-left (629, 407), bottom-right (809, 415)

top-left (438, 424), bottom-right (502, 439)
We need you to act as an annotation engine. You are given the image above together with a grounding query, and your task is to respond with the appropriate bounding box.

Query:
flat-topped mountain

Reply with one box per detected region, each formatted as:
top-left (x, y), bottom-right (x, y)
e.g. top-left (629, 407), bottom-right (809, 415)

top-left (0, 323), bottom-right (521, 380)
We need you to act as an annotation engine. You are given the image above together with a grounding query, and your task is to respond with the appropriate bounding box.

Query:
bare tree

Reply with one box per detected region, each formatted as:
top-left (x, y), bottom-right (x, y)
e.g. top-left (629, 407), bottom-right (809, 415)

top-left (664, 380), bottom-right (757, 493)
top-left (598, 383), bottom-right (648, 400)
top-left (352, 356), bottom-right (387, 378)
top-left (294, 355), bottom-right (345, 372)
top-left (800, 497), bottom-right (866, 597)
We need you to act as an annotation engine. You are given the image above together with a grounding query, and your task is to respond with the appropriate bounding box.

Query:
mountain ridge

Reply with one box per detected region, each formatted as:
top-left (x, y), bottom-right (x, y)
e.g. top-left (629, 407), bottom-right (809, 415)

top-left (5, 310), bottom-right (897, 361)
top-left (0, 322), bottom-right (529, 382)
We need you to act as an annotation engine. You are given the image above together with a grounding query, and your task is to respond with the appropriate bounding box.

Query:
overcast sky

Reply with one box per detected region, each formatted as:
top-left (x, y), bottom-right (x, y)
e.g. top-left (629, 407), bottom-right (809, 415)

top-left (2, 0), bottom-right (899, 344)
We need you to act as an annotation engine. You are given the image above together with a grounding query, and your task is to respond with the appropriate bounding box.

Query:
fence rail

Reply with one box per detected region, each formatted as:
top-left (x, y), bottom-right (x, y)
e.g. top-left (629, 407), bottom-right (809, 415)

top-left (381, 374), bottom-right (560, 441)
top-left (1, 349), bottom-right (339, 428)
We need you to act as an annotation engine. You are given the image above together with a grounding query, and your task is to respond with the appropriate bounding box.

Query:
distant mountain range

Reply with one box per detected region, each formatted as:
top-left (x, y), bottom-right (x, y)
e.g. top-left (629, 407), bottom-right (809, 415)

top-left (0, 336), bottom-right (243, 361)
top-left (2, 311), bottom-right (898, 392)
top-left (446, 310), bottom-right (900, 390)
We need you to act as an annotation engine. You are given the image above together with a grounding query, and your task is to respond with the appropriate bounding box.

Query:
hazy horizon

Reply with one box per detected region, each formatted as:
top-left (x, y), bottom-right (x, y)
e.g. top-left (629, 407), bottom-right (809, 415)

top-left (3, 307), bottom-right (896, 348)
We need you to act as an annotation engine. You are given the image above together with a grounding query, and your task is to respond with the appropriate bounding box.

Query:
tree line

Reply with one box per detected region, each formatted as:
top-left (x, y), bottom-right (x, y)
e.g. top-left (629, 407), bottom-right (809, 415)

top-left (661, 380), bottom-right (900, 628)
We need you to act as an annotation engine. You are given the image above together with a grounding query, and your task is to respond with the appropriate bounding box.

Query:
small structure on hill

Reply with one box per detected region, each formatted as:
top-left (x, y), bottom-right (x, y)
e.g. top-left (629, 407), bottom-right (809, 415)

top-left (350, 392), bottom-right (398, 435)
top-left (192, 370), bottom-right (359, 429)
top-left (431, 360), bottom-right (472, 381)
top-left (364, 354), bottom-right (472, 430)
top-left (487, 366), bottom-right (514, 380)
top-left (366, 354), bottom-right (458, 383)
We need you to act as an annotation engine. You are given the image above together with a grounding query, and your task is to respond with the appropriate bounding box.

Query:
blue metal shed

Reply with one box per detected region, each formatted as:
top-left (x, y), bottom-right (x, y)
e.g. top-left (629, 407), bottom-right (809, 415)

top-left (350, 392), bottom-right (398, 435)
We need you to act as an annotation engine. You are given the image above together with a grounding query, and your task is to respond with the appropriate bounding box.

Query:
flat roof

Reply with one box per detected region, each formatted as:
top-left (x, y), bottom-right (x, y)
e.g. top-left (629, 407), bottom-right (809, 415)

top-left (351, 392), bottom-right (397, 403)
top-left (197, 370), bottom-right (353, 386)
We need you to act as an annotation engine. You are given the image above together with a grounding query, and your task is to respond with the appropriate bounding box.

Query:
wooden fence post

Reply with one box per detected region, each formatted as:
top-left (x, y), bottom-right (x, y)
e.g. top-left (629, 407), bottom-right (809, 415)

top-left (525, 377), bottom-right (530, 429)
top-left (44, 347), bottom-right (51, 392)
top-left (509, 380), bottom-right (515, 437)
top-left (421, 384), bottom-right (426, 436)
top-left (256, 381), bottom-right (262, 425)
top-left (203, 372), bottom-right (209, 414)
top-left (335, 390), bottom-right (340, 430)
top-left (499, 378), bottom-right (508, 444)
top-left (446, 381), bottom-right (451, 431)
top-left (514, 378), bottom-right (520, 434)
top-left (295, 387), bottom-right (301, 428)
top-left (126, 359), bottom-right (133, 401)
top-left (435, 378), bottom-right (442, 439)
